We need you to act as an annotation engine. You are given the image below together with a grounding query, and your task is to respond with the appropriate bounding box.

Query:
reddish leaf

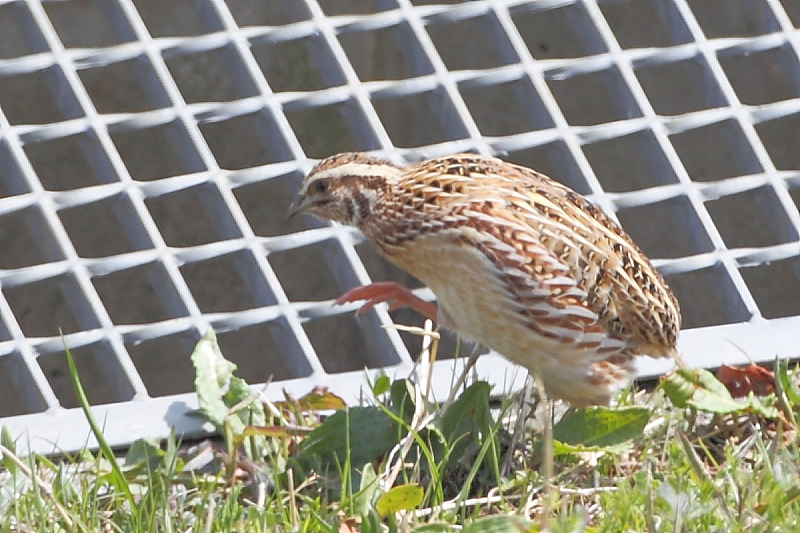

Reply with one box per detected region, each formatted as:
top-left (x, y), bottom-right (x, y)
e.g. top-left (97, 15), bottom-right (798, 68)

top-left (716, 364), bottom-right (774, 398)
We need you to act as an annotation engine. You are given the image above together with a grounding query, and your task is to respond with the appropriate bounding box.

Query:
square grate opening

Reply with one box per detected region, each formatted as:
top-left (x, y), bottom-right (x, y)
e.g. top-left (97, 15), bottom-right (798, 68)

top-left (634, 53), bottom-right (726, 116)
top-left (599, 0), bottom-right (692, 49)
top-left (460, 78), bottom-right (553, 136)
top-left (0, 67), bottom-right (83, 125)
top-left (339, 22), bottom-right (433, 81)
top-left (269, 238), bottom-right (357, 302)
top-left (0, 352), bottom-right (46, 418)
top-left (546, 66), bottom-right (642, 126)
top-left (253, 35), bottom-right (344, 92)
top-left (373, 88), bottom-right (468, 147)
top-left (92, 262), bottom-right (189, 325)
top-left (583, 130), bottom-right (679, 192)
top-left (755, 111), bottom-right (800, 170)
top-left (0, 206), bottom-right (64, 268)
top-left (670, 120), bottom-right (763, 182)
top-left (617, 196), bottom-right (714, 259)
top-left (511, 3), bottom-right (606, 59)
top-left (286, 100), bottom-right (377, 157)
top-left (59, 195), bottom-right (152, 258)
top-left (426, 12), bottom-right (518, 71)
top-left (718, 44), bottom-right (800, 106)
top-left (740, 257), bottom-right (800, 319)
top-left (5, 274), bottom-right (99, 337)
top-left (1, 0), bottom-right (799, 455)
top-left (38, 341), bottom-right (134, 408)
top-left (198, 111), bottom-right (292, 168)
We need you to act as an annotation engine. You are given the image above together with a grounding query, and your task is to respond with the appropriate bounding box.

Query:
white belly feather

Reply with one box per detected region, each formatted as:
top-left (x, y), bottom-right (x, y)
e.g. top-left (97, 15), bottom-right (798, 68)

top-left (384, 232), bottom-right (570, 361)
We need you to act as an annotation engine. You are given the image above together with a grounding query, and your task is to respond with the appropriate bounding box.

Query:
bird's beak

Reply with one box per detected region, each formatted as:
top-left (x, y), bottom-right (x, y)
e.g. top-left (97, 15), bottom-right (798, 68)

top-left (287, 194), bottom-right (306, 218)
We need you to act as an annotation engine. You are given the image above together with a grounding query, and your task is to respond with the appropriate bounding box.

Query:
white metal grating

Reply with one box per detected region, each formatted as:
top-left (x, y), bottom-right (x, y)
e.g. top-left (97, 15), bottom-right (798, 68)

top-left (1, 0), bottom-right (799, 455)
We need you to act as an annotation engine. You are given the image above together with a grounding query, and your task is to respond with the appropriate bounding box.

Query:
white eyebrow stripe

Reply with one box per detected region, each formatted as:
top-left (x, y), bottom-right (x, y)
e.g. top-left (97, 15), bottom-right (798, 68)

top-left (309, 163), bottom-right (402, 182)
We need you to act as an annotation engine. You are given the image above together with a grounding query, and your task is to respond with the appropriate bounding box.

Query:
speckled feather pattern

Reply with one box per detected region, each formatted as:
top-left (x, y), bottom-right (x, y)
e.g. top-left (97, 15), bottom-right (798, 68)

top-left (294, 153), bottom-right (681, 406)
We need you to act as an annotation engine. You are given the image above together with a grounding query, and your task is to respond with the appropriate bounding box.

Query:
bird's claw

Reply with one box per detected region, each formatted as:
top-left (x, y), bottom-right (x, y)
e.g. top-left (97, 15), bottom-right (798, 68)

top-left (335, 281), bottom-right (438, 321)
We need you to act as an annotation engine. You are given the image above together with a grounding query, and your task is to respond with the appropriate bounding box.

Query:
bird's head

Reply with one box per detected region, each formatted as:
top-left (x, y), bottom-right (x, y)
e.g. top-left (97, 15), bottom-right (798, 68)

top-left (288, 152), bottom-right (402, 226)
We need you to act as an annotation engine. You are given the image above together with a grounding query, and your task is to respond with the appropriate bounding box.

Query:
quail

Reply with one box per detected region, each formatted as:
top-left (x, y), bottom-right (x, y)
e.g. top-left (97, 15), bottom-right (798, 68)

top-left (289, 152), bottom-right (681, 407)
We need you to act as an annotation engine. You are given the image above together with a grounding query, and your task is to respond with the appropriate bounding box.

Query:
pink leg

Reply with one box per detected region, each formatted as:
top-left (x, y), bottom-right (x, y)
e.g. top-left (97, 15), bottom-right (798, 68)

top-left (335, 281), bottom-right (438, 321)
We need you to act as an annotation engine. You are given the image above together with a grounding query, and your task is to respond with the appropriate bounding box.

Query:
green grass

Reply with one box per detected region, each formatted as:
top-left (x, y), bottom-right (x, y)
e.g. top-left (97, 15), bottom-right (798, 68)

top-left (1, 331), bottom-right (799, 532)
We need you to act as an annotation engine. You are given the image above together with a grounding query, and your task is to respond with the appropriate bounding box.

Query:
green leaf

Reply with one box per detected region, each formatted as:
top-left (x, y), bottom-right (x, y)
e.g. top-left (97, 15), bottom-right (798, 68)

top-left (353, 463), bottom-right (380, 516)
top-left (296, 407), bottom-right (398, 469)
top-left (662, 368), bottom-right (779, 417)
top-left (462, 515), bottom-right (534, 533)
top-left (191, 329), bottom-right (238, 429)
top-left (553, 406), bottom-right (650, 448)
top-left (390, 378), bottom-right (416, 424)
top-left (374, 484), bottom-right (424, 517)
top-left (775, 358), bottom-right (800, 425)
top-left (737, 396), bottom-right (779, 419)
top-left (437, 382), bottom-right (494, 458)
top-left (227, 375), bottom-right (269, 459)
top-left (662, 368), bottom-right (737, 411)
top-left (123, 438), bottom-right (164, 471)
top-left (191, 329), bottom-right (270, 458)
top-left (226, 375), bottom-right (265, 428)
top-left (372, 374), bottom-right (391, 396)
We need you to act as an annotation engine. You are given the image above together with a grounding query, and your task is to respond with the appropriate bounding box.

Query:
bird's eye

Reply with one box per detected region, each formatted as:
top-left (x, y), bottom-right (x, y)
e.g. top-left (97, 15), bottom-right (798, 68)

top-left (313, 180), bottom-right (329, 194)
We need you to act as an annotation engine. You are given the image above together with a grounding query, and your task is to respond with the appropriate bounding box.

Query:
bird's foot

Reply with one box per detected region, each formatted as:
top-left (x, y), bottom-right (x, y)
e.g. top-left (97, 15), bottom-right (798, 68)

top-left (335, 281), bottom-right (438, 321)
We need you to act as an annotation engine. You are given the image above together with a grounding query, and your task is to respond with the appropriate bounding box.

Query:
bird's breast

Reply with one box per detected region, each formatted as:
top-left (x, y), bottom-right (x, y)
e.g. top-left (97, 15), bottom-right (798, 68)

top-left (374, 230), bottom-right (565, 358)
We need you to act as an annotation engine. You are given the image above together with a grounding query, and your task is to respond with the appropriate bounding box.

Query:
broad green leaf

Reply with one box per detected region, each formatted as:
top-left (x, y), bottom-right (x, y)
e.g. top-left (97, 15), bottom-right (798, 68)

top-left (297, 406), bottom-right (398, 468)
top-left (462, 515), bottom-right (534, 533)
top-left (437, 382), bottom-right (494, 455)
top-left (191, 329), bottom-right (238, 429)
top-left (374, 484), bottom-right (424, 517)
top-left (426, 381), bottom-right (502, 493)
top-left (662, 368), bottom-right (779, 417)
top-left (553, 406), bottom-right (650, 448)
top-left (662, 368), bottom-right (735, 411)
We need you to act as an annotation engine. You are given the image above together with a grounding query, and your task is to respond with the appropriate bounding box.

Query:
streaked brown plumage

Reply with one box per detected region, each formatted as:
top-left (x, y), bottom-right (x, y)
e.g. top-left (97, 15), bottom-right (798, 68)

top-left (289, 152), bottom-right (681, 406)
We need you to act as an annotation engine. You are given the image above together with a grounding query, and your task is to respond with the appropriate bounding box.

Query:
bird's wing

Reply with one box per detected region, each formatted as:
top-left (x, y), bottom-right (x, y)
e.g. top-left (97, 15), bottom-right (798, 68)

top-left (498, 161), bottom-right (680, 358)
top-left (451, 192), bottom-right (629, 356)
